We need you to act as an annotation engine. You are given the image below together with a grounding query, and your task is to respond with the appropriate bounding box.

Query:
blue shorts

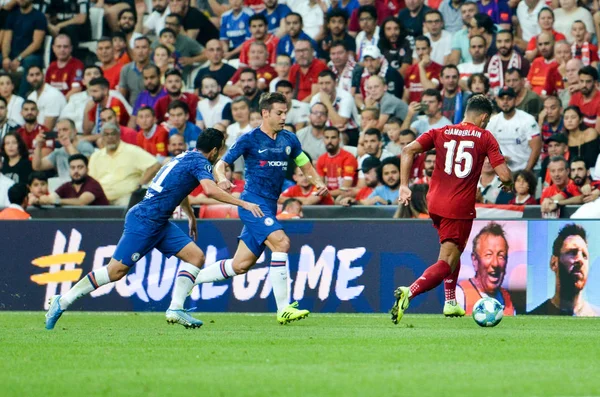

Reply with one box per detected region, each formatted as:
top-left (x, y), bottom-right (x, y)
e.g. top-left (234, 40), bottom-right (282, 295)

top-left (113, 211), bottom-right (192, 266)
top-left (238, 191), bottom-right (283, 257)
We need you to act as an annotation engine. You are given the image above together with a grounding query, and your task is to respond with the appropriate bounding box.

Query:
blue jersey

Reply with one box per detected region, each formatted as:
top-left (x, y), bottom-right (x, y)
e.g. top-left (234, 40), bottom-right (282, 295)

top-left (220, 8), bottom-right (254, 49)
top-left (169, 122), bottom-right (201, 150)
top-left (260, 4), bottom-right (291, 35)
top-left (222, 127), bottom-right (302, 201)
top-left (132, 150), bottom-right (214, 223)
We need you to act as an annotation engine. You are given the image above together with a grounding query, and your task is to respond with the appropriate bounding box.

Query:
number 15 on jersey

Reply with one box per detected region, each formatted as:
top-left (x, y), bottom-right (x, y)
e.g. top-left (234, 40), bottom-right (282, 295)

top-left (443, 140), bottom-right (474, 178)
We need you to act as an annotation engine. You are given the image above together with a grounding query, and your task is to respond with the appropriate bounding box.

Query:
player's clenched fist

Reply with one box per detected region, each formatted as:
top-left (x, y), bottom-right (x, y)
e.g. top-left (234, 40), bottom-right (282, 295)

top-left (242, 202), bottom-right (264, 218)
top-left (398, 185), bottom-right (412, 206)
top-left (217, 179), bottom-right (233, 192)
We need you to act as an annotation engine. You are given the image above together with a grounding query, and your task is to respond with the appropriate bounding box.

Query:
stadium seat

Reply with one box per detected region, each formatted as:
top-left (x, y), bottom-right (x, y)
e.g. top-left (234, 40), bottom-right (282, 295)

top-left (79, 7), bottom-right (105, 54)
top-left (199, 204), bottom-right (240, 219)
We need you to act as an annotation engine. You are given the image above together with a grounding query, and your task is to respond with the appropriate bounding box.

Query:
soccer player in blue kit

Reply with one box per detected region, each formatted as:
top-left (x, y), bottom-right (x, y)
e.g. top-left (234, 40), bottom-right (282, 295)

top-left (192, 92), bottom-right (329, 324)
top-left (45, 126), bottom-right (263, 330)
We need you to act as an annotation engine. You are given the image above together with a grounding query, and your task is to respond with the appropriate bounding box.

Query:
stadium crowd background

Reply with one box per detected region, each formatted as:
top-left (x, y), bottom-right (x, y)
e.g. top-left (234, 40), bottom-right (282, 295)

top-left (0, 0), bottom-right (599, 220)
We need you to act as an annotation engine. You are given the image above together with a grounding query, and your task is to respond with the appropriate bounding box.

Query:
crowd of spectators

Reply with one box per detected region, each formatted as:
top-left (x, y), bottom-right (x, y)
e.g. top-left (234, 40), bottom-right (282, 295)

top-left (1, 0), bottom-right (600, 220)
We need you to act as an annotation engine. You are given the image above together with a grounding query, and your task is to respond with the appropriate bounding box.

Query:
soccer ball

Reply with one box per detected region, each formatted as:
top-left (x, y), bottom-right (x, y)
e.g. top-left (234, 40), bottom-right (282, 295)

top-left (472, 297), bottom-right (504, 327)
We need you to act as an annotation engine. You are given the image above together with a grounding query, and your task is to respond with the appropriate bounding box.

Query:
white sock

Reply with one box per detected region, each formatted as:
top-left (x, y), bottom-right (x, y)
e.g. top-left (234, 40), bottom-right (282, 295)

top-left (59, 267), bottom-right (110, 310)
top-left (194, 259), bottom-right (236, 285)
top-left (169, 263), bottom-right (201, 310)
top-left (270, 252), bottom-right (289, 312)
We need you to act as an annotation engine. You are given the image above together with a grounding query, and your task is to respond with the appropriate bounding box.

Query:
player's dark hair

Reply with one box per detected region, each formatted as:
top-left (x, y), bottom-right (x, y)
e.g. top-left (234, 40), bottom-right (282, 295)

top-left (282, 197), bottom-right (302, 212)
top-left (259, 92), bottom-right (287, 113)
top-left (421, 88), bottom-right (442, 102)
top-left (513, 169), bottom-right (537, 196)
top-left (249, 14), bottom-right (268, 26)
top-left (552, 223), bottom-right (587, 257)
top-left (275, 80), bottom-right (293, 91)
top-left (168, 100), bottom-right (190, 115)
top-left (497, 29), bottom-right (513, 40)
top-left (358, 5), bottom-right (377, 21)
top-left (89, 77), bottom-right (110, 89)
top-left (8, 184), bottom-right (28, 206)
top-left (386, 117), bottom-right (402, 127)
top-left (364, 128), bottom-right (382, 141)
top-left (165, 68), bottom-right (182, 80)
top-left (240, 68), bottom-right (257, 80)
top-left (196, 127), bottom-right (224, 153)
top-left (377, 156), bottom-right (400, 185)
top-left (28, 171), bottom-right (48, 185)
top-left (26, 64), bottom-right (43, 75)
top-left (326, 8), bottom-right (349, 25)
top-left (415, 35), bottom-right (431, 47)
top-left (465, 94), bottom-right (494, 117)
top-left (318, 69), bottom-right (337, 80)
top-left (68, 153), bottom-right (89, 167)
top-left (138, 106), bottom-right (156, 116)
top-left (1, 132), bottom-right (28, 161)
top-left (579, 65), bottom-right (599, 81)
top-left (505, 67), bottom-right (523, 78)
top-left (400, 129), bottom-right (416, 139)
top-left (467, 73), bottom-right (490, 93)
top-left (22, 99), bottom-right (37, 109)
top-left (324, 126), bottom-right (340, 136)
top-left (84, 64), bottom-right (103, 76)
top-left (472, 222), bottom-right (509, 260)
top-left (118, 7), bottom-right (137, 24)
top-left (425, 149), bottom-right (436, 157)
top-left (570, 155), bottom-right (588, 170)
top-left (286, 12), bottom-right (303, 25)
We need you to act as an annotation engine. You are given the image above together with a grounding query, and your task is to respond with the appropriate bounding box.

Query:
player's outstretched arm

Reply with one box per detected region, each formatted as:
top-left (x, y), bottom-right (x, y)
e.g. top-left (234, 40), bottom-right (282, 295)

top-left (299, 161), bottom-right (329, 197)
top-left (493, 162), bottom-right (514, 192)
top-left (398, 141), bottom-right (424, 205)
top-left (200, 179), bottom-right (264, 217)
top-left (214, 159), bottom-right (233, 192)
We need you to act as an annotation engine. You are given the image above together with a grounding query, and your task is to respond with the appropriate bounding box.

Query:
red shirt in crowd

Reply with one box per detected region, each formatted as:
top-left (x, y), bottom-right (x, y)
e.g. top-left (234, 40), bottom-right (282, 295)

top-left (230, 64), bottom-right (277, 87)
top-left (348, 0), bottom-right (393, 32)
top-left (239, 35), bottom-right (279, 66)
top-left (120, 125), bottom-right (139, 146)
top-left (569, 89), bottom-right (600, 129)
top-left (88, 95), bottom-right (131, 128)
top-left (190, 179), bottom-right (245, 197)
top-left (154, 93), bottom-right (199, 124)
top-left (17, 124), bottom-right (52, 154)
top-left (404, 62), bottom-right (442, 104)
top-left (102, 63), bottom-right (124, 90)
top-left (281, 184), bottom-right (335, 205)
top-left (541, 180), bottom-right (582, 201)
top-left (527, 30), bottom-right (566, 51)
top-left (55, 176), bottom-right (110, 205)
top-left (137, 125), bottom-right (169, 156)
top-left (45, 57), bottom-right (84, 95)
top-left (571, 43), bottom-right (599, 66)
top-left (316, 149), bottom-right (358, 190)
top-left (416, 121), bottom-right (504, 219)
top-left (355, 186), bottom-right (373, 201)
top-left (527, 58), bottom-right (563, 96)
top-left (288, 59), bottom-right (328, 101)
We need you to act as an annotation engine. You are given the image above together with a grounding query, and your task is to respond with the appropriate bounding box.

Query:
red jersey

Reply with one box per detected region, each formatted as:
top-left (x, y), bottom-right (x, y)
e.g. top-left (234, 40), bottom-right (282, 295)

top-left (404, 62), bottom-right (442, 104)
top-left (17, 124), bottom-right (52, 154)
top-left (416, 122), bottom-right (505, 219)
top-left (315, 149), bottom-right (358, 190)
top-left (288, 59), bottom-right (329, 101)
top-left (102, 63), bottom-right (124, 89)
top-left (120, 126), bottom-right (139, 146)
top-left (115, 51), bottom-right (131, 66)
top-left (355, 186), bottom-right (373, 201)
top-left (190, 179), bottom-right (245, 197)
top-left (527, 58), bottom-right (563, 96)
top-left (569, 90), bottom-right (600, 129)
top-left (88, 95), bottom-right (131, 130)
top-left (45, 57), bottom-right (84, 95)
top-left (230, 64), bottom-right (277, 86)
top-left (154, 93), bottom-right (199, 124)
top-left (541, 180), bottom-right (581, 201)
top-left (281, 185), bottom-right (335, 205)
top-left (527, 30), bottom-right (566, 51)
top-left (239, 35), bottom-right (279, 66)
top-left (137, 125), bottom-right (169, 156)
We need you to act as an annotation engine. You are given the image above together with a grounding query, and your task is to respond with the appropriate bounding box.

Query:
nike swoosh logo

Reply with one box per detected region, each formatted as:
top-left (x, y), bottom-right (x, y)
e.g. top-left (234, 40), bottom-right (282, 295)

top-left (258, 149), bottom-right (268, 153)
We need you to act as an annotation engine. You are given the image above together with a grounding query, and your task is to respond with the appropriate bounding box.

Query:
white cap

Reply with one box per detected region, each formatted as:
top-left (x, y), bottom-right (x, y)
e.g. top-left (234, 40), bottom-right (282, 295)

top-left (362, 45), bottom-right (382, 60)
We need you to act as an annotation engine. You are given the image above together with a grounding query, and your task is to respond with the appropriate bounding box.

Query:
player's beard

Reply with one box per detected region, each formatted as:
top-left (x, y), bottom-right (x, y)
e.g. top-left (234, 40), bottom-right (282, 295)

top-left (24, 115), bottom-right (37, 123)
top-left (558, 260), bottom-right (587, 295)
top-left (326, 143), bottom-right (337, 154)
top-left (425, 168), bottom-right (433, 177)
top-left (573, 176), bottom-right (586, 186)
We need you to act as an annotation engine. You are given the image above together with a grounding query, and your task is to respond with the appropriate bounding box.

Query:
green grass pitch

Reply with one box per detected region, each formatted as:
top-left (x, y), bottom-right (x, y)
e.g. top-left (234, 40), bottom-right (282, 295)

top-left (1, 313), bottom-right (599, 397)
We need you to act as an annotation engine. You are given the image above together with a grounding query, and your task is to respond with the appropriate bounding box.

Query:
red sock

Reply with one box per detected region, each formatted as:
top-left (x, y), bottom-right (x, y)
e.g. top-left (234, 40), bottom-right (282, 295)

top-left (444, 260), bottom-right (461, 301)
top-left (409, 260), bottom-right (452, 299)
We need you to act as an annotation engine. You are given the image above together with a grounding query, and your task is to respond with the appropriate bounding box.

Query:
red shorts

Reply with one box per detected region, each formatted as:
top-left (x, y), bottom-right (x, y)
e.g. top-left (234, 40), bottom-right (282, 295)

top-left (430, 213), bottom-right (474, 252)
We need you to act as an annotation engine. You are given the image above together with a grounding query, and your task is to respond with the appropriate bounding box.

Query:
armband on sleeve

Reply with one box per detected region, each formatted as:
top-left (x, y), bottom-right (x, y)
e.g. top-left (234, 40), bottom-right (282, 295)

top-left (294, 152), bottom-right (310, 167)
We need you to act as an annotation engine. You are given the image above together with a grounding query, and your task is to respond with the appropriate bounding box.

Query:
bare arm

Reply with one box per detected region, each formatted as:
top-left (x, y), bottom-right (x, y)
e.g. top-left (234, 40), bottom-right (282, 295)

top-left (140, 162), bottom-right (161, 186)
top-left (447, 50), bottom-right (461, 68)
top-left (55, 14), bottom-right (87, 30)
top-left (180, 195), bottom-right (195, 220)
top-left (525, 136), bottom-right (542, 172)
top-left (418, 62), bottom-right (436, 89)
top-left (43, 117), bottom-right (58, 131)
top-left (32, 136), bottom-right (54, 171)
top-left (493, 162), bottom-right (513, 185)
top-left (2, 30), bottom-right (12, 60)
top-left (208, 0), bottom-right (229, 17)
top-left (300, 161), bottom-right (327, 191)
top-left (223, 82), bottom-right (243, 97)
top-left (400, 140), bottom-right (424, 187)
top-left (200, 178), bottom-right (262, 217)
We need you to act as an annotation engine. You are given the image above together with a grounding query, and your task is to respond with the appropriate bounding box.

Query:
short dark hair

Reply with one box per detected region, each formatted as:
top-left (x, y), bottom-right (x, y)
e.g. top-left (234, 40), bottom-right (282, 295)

top-left (275, 80), bottom-right (293, 91)
top-left (329, 40), bottom-right (348, 52)
top-left (28, 171), bottom-right (48, 185)
top-left (134, 36), bottom-right (151, 46)
top-left (425, 149), bottom-right (436, 158)
top-left (441, 64), bottom-right (459, 77)
top-left (421, 88), bottom-right (442, 102)
top-left (240, 68), bottom-right (257, 80)
top-left (326, 8), bottom-right (349, 25)
top-left (8, 184), bottom-right (28, 205)
top-left (196, 127), bottom-right (224, 152)
top-left (386, 117), bottom-right (402, 127)
top-left (89, 77), bottom-right (110, 89)
top-left (138, 106), bottom-right (156, 116)
top-left (364, 127), bottom-right (382, 141)
top-left (249, 14), bottom-right (268, 26)
top-left (465, 94), bottom-right (494, 117)
top-left (84, 64), bottom-right (103, 76)
top-left (200, 74), bottom-right (219, 88)
top-left (472, 222), bottom-right (509, 259)
top-left (324, 126), bottom-right (340, 136)
top-left (165, 68), bottom-right (182, 80)
top-left (358, 5), bottom-right (377, 20)
top-left (318, 69), bottom-right (336, 80)
top-left (415, 35), bottom-right (431, 47)
top-left (552, 223), bottom-right (587, 257)
top-left (505, 67), bottom-right (523, 78)
top-left (425, 9), bottom-right (443, 22)
top-left (579, 65), bottom-right (599, 81)
top-left (0, 72), bottom-right (13, 83)
top-left (111, 31), bottom-right (126, 41)
top-left (259, 92), bottom-right (287, 113)
top-left (286, 12), bottom-right (303, 25)
top-left (165, 13), bottom-right (183, 25)
top-left (97, 36), bottom-right (112, 46)
top-left (68, 153), bottom-right (89, 167)
top-left (26, 65), bottom-right (43, 75)
top-left (497, 29), bottom-right (513, 40)
top-left (168, 99), bottom-right (189, 115)
top-left (470, 34), bottom-right (487, 46)
top-left (513, 169), bottom-right (537, 196)
top-left (400, 129), bottom-right (416, 139)
top-left (143, 64), bottom-right (160, 75)
top-left (159, 27), bottom-right (177, 37)
top-left (282, 197), bottom-right (302, 212)
top-left (22, 99), bottom-right (37, 109)
top-left (118, 7), bottom-right (136, 23)
top-left (99, 107), bottom-right (117, 118)
top-left (377, 156), bottom-right (400, 184)
top-left (570, 155), bottom-right (588, 170)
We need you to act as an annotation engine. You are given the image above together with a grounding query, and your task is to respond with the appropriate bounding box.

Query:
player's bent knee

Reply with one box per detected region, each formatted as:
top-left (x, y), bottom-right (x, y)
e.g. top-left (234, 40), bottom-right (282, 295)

top-left (107, 260), bottom-right (130, 281)
top-left (232, 260), bottom-right (253, 274)
top-left (269, 234), bottom-right (291, 253)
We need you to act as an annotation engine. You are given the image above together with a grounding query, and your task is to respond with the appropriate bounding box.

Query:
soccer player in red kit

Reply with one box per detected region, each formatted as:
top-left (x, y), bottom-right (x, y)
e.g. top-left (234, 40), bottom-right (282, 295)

top-left (391, 95), bottom-right (513, 324)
